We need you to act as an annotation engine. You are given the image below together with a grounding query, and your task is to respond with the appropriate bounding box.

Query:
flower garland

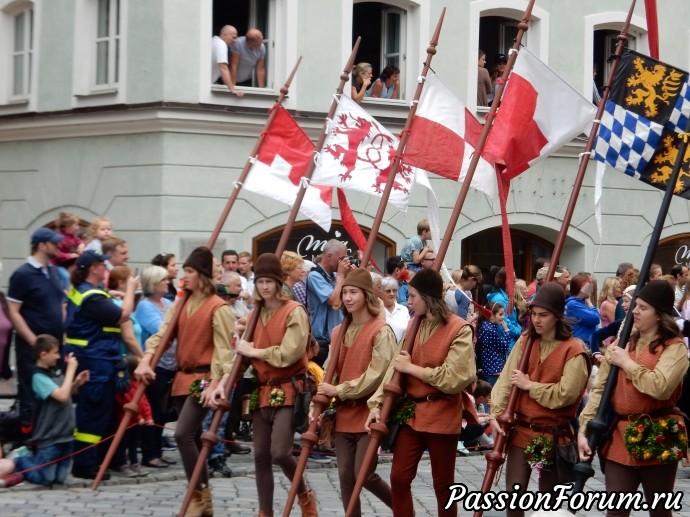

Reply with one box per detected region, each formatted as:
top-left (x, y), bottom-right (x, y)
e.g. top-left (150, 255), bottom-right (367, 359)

top-left (624, 415), bottom-right (687, 463)
top-left (390, 397), bottom-right (415, 425)
top-left (188, 379), bottom-right (210, 405)
top-left (269, 387), bottom-right (286, 407)
top-left (525, 435), bottom-right (554, 478)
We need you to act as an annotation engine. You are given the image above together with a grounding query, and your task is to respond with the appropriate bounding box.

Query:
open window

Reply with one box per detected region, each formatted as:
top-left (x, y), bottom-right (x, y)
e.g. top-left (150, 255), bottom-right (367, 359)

top-left (352, 1), bottom-right (413, 101)
top-left (212, 0), bottom-right (274, 89)
top-left (593, 29), bottom-right (637, 99)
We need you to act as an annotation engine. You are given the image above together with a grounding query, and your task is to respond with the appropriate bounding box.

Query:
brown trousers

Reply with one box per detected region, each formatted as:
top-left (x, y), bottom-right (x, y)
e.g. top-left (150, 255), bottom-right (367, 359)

top-left (604, 459), bottom-right (679, 517)
top-left (253, 406), bottom-right (306, 514)
top-left (334, 431), bottom-right (392, 516)
top-left (390, 425), bottom-right (459, 517)
top-left (174, 395), bottom-right (210, 488)
top-left (504, 444), bottom-right (562, 517)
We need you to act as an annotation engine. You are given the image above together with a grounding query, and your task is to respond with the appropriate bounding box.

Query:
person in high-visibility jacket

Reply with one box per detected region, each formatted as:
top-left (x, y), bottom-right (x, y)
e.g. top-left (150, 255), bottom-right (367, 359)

top-left (64, 250), bottom-right (137, 480)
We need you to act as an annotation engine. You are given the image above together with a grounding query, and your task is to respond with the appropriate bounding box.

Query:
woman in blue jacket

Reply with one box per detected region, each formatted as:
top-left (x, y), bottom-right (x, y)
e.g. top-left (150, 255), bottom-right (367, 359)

top-left (564, 274), bottom-right (600, 348)
top-left (486, 268), bottom-right (523, 351)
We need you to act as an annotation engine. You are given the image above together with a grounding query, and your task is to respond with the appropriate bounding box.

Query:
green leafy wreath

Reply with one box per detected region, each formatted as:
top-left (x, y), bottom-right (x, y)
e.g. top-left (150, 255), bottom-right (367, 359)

top-left (189, 379), bottom-right (210, 405)
top-left (624, 415), bottom-right (687, 462)
top-left (390, 397), bottom-right (415, 425)
top-left (525, 434), bottom-right (554, 467)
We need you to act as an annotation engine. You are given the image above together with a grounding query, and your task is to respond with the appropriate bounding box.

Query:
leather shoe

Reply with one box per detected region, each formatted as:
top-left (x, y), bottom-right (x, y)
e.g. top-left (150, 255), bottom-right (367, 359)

top-left (71, 465), bottom-right (110, 480)
top-left (225, 443), bottom-right (251, 455)
top-left (142, 458), bottom-right (169, 468)
top-left (208, 457), bottom-right (232, 478)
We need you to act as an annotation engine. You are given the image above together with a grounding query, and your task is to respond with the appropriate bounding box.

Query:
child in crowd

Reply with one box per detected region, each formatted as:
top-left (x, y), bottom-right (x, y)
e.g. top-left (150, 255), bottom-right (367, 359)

top-left (458, 379), bottom-right (494, 455)
top-left (399, 219), bottom-right (433, 272)
top-left (0, 335), bottom-right (89, 487)
top-left (476, 302), bottom-right (511, 386)
top-left (52, 212), bottom-right (85, 290)
top-left (112, 355), bottom-right (152, 478)
top-left (83, 216), bottom-right (113, 253)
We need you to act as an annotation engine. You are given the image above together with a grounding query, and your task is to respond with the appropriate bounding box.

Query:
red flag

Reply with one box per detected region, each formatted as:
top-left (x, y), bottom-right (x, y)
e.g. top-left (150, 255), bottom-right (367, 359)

top-left (404, 74), bottom-right (497, 199)
top-left (645, 0), bottom-right (659, 59)
top-left (482, 48), bottom-right (596, 311)
top-left (244, 107), bottom-right (333, 231)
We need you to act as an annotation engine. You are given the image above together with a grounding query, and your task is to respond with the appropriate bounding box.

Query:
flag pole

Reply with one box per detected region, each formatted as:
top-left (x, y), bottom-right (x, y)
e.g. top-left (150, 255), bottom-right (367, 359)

top-left (571, 117), bottom-right (690, 505)
top-left (341, 10), bottom-right (459, 517)
top-left (92, 58), bottom-right (303, 490)
top-left (275, 39), bottom-right (364, 517)
top-left (359, 10), bottom-right (444, 269)
top-left (177, 45), bottom-right (359, 516)
top-left (473, 2), bottom-right (637, 513)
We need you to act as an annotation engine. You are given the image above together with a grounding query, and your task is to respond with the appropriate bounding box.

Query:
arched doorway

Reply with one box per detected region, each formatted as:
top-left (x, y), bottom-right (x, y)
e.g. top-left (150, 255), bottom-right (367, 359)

top-left (654, 234), bottom-right (690, 274)
top-left (461, 227), bottom-right (553, 283)
top-left (253, 220), bottom-right (396, 268)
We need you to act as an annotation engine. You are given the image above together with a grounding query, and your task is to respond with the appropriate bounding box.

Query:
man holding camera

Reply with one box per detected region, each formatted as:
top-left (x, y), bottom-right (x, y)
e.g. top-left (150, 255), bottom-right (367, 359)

top-left (306, 239), bottom-right (355, 366)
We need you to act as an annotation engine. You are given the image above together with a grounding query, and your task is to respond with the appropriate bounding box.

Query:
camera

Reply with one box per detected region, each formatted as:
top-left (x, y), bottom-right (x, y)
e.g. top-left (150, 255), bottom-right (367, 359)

top-left (341, 255), bottom-right (360, 268)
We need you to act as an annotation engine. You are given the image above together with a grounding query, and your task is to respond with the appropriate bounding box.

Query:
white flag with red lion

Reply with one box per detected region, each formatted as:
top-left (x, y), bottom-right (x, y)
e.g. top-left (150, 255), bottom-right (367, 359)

top-left (313, 95), bottom-right (418, 211)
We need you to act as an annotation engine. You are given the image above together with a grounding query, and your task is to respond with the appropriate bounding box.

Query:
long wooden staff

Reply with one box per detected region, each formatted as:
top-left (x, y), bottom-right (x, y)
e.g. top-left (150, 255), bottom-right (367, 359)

top-left (571, 23), bottom-right (690, 510)
top-left (91, 59), bottom-right (303, 490)
top-left (277, 38), bottom-right (366, 517)
top-left (176, 43), bottom-right (362, 517)
top-left (341, 9), bottom-right (466, 517)
top-left (474, 3), bottom-right (637, 514)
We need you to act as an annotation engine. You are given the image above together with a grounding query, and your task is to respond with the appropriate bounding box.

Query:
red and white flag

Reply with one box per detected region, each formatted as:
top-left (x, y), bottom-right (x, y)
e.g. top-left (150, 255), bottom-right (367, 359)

top-left (483, 47), bottom-right (597, 179)
top-left (244, 106), bottom-right (333, 231)
top-left (313, 95), bottom-right (417, 211)
top-left (404, 73), bottom-right (497, 199)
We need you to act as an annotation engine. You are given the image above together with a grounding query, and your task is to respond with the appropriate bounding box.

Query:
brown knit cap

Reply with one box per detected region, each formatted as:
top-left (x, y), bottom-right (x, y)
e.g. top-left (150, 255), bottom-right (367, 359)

top-left (254, 253), bottom-right (283, 286)
top-left (409, 268), bottom-right (443, 299)
top-left (637, 280), bottom-right (675, 316)
top-left (342, 267), bottom-right (373, 294)
top-left (183, 247), bottom-right (214, 279)
top-left (529, 281), bottom-right (565, 317)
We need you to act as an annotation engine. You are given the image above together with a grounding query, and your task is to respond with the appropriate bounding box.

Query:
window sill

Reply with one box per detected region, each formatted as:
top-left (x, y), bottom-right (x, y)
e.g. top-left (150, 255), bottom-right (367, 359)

top-left (211, 85), bottom-right (279, 99)
top-left (74, 88), bottom-right (119, 98)
top-left (4, 97), bottom-right (30, 106)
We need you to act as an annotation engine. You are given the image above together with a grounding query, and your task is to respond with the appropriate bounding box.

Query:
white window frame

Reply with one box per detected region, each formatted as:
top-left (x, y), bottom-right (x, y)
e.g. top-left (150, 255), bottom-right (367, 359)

top-left (380, 7), bottom-right (406, 98)
top-left (11, 8), bottom-right (32, 99)
top-left (94, 0), bottom-right (120, 89)
top-left (72, 0), bottom-right (127, 107)
top-left (469, 0), bottom-right (549, 112)
top-left (346, 0), bottom-right (428, 115)
top-left (583, 12), bottom-right (648, 102)
top-left (0, 0), bottom-right (38, 111)
top-left (201, 0), bottom-right (296, 108)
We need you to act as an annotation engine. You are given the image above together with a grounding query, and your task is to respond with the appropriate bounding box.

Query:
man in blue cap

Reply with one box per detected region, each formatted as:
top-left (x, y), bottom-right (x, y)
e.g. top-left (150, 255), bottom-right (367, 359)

top-left (7, 227), bottom-right (66, 432)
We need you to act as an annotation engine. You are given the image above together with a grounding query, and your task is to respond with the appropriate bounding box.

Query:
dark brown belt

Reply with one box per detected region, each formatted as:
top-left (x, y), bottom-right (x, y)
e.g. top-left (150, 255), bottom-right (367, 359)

top-left (410, 392), bottom-right (449, 403)
top-left (337, 398), bottom-right (368, 407)
top-left (516, 419), bottom-right (572, 435)
top-left (180, 366), bottom-right (211, 374)
top-left (258, 373), bottom-right (307, 387)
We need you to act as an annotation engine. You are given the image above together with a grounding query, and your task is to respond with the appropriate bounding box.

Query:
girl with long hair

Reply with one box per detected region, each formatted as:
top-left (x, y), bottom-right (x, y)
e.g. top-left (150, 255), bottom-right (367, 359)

top-left (579, 280), bottom-right (688, 517)
top-left (490, 282), bottom-right (591, 517)
top-left (366, 269), bottom-right (476, 516)
top-left (136, 247), bottom-right (234, 517)
top-left (351, 62), bottom-right (373, 103)
top-left (212, 253), bottom-right (318, 517)
top-left (598, 277), bottom-right (621, 329)
top-left (316, 268), bottom-right (394, 516)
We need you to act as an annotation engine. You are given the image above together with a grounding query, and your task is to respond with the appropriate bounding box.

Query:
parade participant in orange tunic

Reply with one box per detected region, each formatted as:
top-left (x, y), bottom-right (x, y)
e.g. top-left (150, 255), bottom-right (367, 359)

top-left (579, 280), bottom-right (688, 517)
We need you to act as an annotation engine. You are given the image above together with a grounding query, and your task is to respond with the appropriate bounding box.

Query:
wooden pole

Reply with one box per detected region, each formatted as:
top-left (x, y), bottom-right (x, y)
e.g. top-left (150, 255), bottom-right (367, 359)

top-left (343, 9), bottom-right (458, 517)
top-left (278, 38), bottom-right (366, 517)
top-left (91, 58), bottom-right (302, 490)
top-left (474, 3), bottom-right (637, 514)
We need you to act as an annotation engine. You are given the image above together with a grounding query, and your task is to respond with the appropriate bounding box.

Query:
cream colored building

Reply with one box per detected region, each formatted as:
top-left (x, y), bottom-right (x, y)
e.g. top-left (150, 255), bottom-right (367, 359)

top-left (1, 0), bottom-right (689, 284)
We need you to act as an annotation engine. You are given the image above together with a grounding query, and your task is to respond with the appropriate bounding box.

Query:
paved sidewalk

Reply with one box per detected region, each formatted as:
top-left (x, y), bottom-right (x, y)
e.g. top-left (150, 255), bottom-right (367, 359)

top-left (1, 443), bottom-right (689, 516)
